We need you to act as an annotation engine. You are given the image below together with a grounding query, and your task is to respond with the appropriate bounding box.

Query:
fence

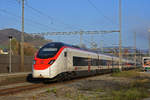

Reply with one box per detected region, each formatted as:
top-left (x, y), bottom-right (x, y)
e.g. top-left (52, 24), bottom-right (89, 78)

top-left (0, 55), bottom-right (33, 73)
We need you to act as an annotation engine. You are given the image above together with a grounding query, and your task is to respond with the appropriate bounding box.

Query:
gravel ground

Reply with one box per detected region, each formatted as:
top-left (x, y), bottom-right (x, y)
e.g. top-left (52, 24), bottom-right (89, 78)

top-left (0, 71), bottom-right (150, 100)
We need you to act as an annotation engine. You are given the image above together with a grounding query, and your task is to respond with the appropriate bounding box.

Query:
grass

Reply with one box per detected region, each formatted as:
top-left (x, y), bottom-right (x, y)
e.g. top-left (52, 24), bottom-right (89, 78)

top-left (46, 88), bottom-right (57, 94)
top-left (111, 70), bottom-right (140, 78)
top-left (74, 70), bottom-right (150, 100)
top-left (65, 91), bottom-right (89, 100)
top-left (100, 70), bottom-right (150, 100)
top-left (45, 70), bottom-right (150, 100)
top-left (65, 92), bottom-right (73, 98)
top-left (94, 88), bottom-right (105, 92)
top-left (108, 88), bottom-right (148, 100)
top-left (100, 80), bottom-right (149, 100)
top-left (75, 93), bottom-right (89, 100)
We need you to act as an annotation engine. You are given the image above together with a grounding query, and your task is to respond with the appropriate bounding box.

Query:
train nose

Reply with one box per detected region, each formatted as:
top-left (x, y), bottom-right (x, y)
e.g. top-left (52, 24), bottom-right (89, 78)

top-left (39, 74), bottom-right (44, 78)
top-left (33, 69), bottom-right (50, 78)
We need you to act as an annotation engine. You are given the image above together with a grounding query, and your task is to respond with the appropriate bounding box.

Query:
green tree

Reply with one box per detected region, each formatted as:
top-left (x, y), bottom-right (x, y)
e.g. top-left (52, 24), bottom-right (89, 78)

top-left (24, 42), bottom-right (37, 56)
top-left (10, 38), bottom-right (37, 56)
top-left (11, 38), bottom-right (19, 55)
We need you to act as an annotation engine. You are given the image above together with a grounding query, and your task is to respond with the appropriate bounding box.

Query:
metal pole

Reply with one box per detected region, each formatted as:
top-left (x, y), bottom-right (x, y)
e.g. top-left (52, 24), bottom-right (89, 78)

top-left (140, 49), bottom-right (142, 65)
top-left (100, 34), bottom-right (104, 53)
top-left (100, 40), bottom-right (103, 53)
top-left (148, 29), bottom-right (150, 56)
top-left (149, 33), bottom-right (150, 56)
top-left (80, 30), bottom-right (83, 47)
top-left (9, 36), bottom-right (12, 73)
top-left (119, 0), bottom-right (122, 71)
top-left (21, 0), bottom-right (24, 72)
top-left (134, 32), bottom-right (137, 67)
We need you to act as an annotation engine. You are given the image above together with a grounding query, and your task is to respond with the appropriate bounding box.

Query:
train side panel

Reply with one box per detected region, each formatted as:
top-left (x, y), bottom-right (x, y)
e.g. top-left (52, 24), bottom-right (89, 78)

top-left (49, 49), bottom-right (68, 78)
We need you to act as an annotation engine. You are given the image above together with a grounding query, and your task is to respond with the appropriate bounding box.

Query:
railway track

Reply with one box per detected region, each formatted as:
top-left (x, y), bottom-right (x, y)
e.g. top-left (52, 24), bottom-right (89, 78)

top-left (0, 71), bottom-right (111, 96)
top-left (0, 83), bottom-right (45, 96)
top-left (0, 75), bottom-right (96, 96)
top-left (0, 68), bottom-right (136, 96)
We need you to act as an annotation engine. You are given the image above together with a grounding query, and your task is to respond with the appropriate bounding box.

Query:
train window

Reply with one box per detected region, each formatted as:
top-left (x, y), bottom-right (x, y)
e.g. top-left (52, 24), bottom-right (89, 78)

top-left (37, 43), bottom-right (63, 59)
top-left (64, 52), bottom-right (67, 57)
top-left (99, 59), bottom-right (111, 66)
top-left (73, 56), bottom-right (113, 66)
top-left (73, 56), bottom-right (89, 66)
top-left (42, 48), bottom-right (57, 51)
top-left (91, 59), bottom-right (99, 66)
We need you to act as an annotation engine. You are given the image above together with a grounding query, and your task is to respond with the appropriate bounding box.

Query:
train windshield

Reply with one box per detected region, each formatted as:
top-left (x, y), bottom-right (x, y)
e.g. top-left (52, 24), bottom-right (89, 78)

top-left (37, 43), bottom-right (63, 59)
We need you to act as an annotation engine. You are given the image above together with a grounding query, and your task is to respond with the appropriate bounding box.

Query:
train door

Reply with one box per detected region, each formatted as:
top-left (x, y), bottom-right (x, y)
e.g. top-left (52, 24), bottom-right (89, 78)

top-left (98, 55), bottom-right (101, 69)
top-left (64, 49), bottom-right (68, 71)
top-left (112, 57), bottom-right (114, 70)
top-left (65, 49), bottom-right (73, 71)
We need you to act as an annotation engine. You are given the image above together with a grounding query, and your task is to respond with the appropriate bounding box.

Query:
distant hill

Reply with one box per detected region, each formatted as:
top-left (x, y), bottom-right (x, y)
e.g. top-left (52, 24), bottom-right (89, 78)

top-left (0, 28), bottom-right (52, 48)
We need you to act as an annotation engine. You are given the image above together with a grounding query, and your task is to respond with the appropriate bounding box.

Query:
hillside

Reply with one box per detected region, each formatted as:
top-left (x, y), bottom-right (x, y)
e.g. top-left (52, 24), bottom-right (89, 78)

top-left (0, 28), bottom-right (52, 48)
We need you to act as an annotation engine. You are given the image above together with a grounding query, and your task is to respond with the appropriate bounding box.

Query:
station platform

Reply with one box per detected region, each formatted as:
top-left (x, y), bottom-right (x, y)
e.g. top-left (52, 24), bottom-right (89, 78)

top-left (0, 72), bottom-right (31, 77)
top-left (0, 72), bottom-right (31, 85)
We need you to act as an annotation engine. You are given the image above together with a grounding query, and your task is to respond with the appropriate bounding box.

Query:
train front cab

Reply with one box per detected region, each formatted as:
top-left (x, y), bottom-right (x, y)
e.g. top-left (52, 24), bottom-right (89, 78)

top-left (32, 42), bottom-right (67, 79)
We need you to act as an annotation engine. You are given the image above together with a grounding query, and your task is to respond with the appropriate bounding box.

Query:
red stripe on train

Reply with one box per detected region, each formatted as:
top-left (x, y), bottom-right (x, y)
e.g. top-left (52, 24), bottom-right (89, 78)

top-left (34, 45), bottom-right (97, 70)
top-left (34, 46), bottom-right (66, 70)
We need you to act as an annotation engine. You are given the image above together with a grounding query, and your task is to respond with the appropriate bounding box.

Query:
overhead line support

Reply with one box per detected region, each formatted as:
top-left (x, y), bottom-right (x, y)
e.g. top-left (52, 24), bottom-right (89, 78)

top-left (21, 0), bottom-right (24, 72)
top-left (119, 0), bottom-right (122, 71)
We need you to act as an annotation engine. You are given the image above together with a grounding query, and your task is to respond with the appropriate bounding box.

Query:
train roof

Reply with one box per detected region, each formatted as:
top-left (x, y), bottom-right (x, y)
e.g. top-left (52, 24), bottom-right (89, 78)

top-left (47, 42), bottom-right (97, 51)
top-left (45, 42), bottom-right (134, 62)
top-left (46, 42), bottom-right (115, 56)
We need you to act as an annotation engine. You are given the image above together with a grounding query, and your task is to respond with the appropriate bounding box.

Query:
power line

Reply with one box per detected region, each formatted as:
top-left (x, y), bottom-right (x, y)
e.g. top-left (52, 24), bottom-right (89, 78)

top-left (0, 9), bottom-right (43, 31)
top-left (1, 0), bottom-right (59, 31)
top-left (0, 9), bottom-right (58, 31)
top-left (25, 4), bottom-right (53, 22)
top-left (31, 30), bottom-right (119, 47)
top-left (31, 30), bottom-right (119, 36)
top-left (87, 0), bottom-right (115, 25)
top-left (24, 2), bottom-right (80, 30)
top-left (0, 10), bottom-right (49, 33)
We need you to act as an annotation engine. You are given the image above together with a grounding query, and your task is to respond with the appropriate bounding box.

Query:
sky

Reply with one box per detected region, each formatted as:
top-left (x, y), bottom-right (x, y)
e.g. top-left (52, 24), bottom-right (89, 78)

top-left (0, 0), bottom-right (150, 50)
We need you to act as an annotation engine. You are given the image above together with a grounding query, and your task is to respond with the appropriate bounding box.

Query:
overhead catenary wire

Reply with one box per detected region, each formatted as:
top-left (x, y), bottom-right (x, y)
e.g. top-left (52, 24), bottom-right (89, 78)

top-left (0, 9), bottom-right (58, 31)
top-left (25, 3), bottom-right (54, 22)
top-left (24, 2), bottom-right (80, 30)
top-left (87, 0), bottom-right (116, 25)
top-left (5, 0), bottom-right (115, 31)
top-left (0, 9), bottom-right (49, 32)
top-left (1, 0), bottom-right (59, 31)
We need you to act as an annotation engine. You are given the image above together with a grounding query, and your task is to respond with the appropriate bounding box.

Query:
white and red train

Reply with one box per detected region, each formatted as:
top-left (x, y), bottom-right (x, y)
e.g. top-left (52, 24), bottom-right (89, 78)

top-left (32, 42), bottom-right (135, 79)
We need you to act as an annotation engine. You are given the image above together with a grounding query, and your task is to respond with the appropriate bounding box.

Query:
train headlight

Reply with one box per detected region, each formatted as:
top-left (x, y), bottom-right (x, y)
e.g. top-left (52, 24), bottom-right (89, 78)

top-left (48, 60), bottom-right (55, 65)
